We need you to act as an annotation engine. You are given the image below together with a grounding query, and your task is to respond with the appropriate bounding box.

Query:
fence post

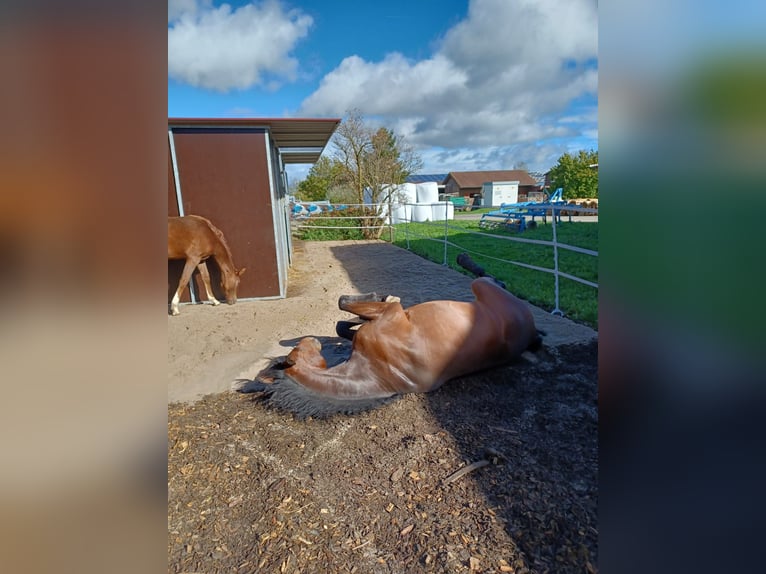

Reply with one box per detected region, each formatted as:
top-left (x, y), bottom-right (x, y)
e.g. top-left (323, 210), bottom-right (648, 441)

top-left (551, 205), bottom-right (564, 316)
top-left (388, 197), bottom-right (394, 243)
top-left (443, 200), bottom-right (449, 265)
top-left (405, 202), bottom-right (411, 250)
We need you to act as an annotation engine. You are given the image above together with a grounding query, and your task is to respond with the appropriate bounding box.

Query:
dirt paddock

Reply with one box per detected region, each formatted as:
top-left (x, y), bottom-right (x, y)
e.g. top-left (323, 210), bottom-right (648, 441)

top-left (168, 239), bottom-right (598, 573)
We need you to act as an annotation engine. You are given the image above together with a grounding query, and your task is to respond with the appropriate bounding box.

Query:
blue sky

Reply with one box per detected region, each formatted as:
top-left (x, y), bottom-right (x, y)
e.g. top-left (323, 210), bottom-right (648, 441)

top-left (169, 0), bottom-right (598, 182)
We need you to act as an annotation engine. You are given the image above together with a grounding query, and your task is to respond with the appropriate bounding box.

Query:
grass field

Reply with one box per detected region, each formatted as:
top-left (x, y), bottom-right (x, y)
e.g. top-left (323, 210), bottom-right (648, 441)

top-left (388, 219), bottom-right (598, 328)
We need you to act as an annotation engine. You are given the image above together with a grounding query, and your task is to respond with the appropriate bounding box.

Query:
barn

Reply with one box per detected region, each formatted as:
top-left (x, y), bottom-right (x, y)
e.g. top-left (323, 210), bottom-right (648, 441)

top-left (168, 117), bottom-right (340, 303)
top-left (442, 170), bottom-right (540, 205)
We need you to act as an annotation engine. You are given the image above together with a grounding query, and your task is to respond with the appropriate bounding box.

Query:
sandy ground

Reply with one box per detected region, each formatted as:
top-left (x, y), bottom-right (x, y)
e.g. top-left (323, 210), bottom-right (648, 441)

top-left (168, 239), bottom-right (596, 404)
top-left (168, 239), bottom-right (599, 573)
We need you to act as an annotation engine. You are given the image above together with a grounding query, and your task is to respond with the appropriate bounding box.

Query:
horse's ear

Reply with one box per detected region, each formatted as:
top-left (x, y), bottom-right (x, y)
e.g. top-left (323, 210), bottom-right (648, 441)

top-left (237, 267), bottom-right (247, 276)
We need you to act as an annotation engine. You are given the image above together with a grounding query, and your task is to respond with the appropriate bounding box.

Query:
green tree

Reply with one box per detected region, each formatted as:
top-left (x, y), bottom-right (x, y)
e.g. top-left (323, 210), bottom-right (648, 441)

top-left (295, 156), bottom-right (343, 201)
top-left (548, 150), bottom-right (598, 199)
top-left (326, 184), bottom-right (357, 204)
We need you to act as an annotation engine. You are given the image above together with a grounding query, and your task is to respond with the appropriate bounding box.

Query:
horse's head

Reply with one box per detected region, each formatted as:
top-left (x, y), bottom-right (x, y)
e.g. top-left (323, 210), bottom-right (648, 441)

top-left (285, 337), bottom-right (326, 369)
top-left (222, 267), bottom-right (246, 304)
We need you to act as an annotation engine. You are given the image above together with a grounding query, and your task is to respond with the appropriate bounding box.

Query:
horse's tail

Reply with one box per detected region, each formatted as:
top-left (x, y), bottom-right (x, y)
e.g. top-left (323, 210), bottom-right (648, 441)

top-left (238, 370), bottom-right (399, 419)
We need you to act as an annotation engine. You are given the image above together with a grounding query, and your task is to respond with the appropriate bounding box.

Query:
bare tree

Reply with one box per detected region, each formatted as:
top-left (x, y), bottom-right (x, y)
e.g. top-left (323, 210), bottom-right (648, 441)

top-left (513, 160), bottom-right (529, 171)
top-left (366, 127), bottom-right (422, 205)
top-left (330, 109), bottom-right (372, 204)
top-left (329, 109), bottom-right (423, 238)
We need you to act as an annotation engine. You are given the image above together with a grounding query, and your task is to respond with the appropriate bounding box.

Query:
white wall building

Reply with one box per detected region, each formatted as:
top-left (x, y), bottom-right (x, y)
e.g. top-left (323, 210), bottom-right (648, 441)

top-left (482, 181), bottom-right (519, 207)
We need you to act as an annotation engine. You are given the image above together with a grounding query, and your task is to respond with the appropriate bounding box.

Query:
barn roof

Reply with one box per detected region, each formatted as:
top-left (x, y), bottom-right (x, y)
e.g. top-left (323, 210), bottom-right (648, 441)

top-left (445, 170), bottom-right (538, 188)
top-left (406, 173), bottom-right (449, 184)
top-left (168, 117), bottom-right (341, 164)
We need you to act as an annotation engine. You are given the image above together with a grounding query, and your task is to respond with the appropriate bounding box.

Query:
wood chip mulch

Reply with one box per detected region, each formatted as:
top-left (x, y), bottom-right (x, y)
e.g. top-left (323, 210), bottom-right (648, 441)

top-left (168, 340), bottom-right (598, 573)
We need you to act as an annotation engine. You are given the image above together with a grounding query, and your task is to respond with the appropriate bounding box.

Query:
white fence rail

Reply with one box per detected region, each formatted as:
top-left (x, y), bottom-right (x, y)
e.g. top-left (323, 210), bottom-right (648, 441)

top-left (292, 203), bottom-right (393, 233)
top-left (292, 201), bottom-right (598, 317)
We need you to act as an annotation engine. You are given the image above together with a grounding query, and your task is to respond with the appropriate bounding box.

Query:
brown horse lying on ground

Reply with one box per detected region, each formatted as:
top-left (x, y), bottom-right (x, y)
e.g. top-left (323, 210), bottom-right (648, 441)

top-left (168, 215), bottom-right (245, 316)
top-left (245, 277), bottom-right (543, 418)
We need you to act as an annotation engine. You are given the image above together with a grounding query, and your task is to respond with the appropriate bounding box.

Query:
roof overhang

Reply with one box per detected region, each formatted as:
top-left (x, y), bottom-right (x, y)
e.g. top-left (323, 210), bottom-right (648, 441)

top-left (168, 117), bottom-right (341, 164)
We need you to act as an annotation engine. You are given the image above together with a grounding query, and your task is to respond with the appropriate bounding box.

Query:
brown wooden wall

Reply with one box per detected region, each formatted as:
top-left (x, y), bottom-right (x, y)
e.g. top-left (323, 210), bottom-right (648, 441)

top-left (168, 127), bottom-right (282, 300)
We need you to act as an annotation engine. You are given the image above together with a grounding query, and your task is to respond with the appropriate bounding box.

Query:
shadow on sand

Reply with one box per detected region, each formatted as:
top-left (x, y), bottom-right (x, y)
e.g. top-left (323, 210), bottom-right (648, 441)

top-left (321, 241), bottom-right (599, 572)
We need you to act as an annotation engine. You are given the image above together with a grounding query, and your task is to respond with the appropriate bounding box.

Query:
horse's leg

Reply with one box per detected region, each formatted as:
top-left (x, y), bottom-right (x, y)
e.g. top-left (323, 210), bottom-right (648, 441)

top-left (337, 293), bottom-right (402, 339)
top-left (196, 261), bottom-right (220, 306)
top-left (340, 298), bottom-right (401, 321)
top-left (336, 319), bottom-right (365, 341)
top-left (170, 257), bottom-right (199, 316)
top-left (338, 292), bottom-right (384, 312)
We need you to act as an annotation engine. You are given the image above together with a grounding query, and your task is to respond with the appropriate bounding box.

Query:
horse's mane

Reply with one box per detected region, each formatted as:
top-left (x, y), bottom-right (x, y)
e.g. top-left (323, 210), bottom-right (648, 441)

top-left (239, 369), bottom-right (400, 419)
top-left (197, 216), bottom-right (236, 266)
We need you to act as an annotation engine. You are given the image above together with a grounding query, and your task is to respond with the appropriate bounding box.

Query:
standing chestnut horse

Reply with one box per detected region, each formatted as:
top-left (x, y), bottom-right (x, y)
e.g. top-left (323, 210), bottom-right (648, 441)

top-left (168, 215), bottom-right (245, 316)
top-left (248, 276), bottom-right (542, 418)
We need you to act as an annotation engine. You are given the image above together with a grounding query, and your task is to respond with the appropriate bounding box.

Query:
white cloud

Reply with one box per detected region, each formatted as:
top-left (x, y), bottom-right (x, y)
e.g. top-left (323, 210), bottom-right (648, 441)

top-left (299, 0), bottom-right (597, 171)
top-left (440, 0), bottom-right (596, 79)
top-left (168, 0), bottom-right (212, 23)
top-left (168, 1), bottom-right (312, 92)
top-left (285, 164), bottom-right (313, 187)
top-left (300, 53), bottom-right (467, 117)
top-left (418, 140), bottom-right (586, 174)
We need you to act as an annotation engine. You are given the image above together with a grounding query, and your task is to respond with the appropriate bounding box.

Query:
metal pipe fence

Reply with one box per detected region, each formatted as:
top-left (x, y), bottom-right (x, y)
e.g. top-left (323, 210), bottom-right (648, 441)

top-left (291, 200), bottom-right (598, 317)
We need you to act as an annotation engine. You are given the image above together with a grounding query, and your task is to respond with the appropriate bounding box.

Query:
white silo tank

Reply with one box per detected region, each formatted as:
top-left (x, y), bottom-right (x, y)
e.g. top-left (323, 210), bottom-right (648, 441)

top-left (412, 204), bottom-right (432, 222)
top-left (399, 182), bottom-right (418, 206)
top-left (391, 204), bottom-right (405, 224)
top-left (391, 203), bottom-right (412, 224)
top-left (416, 182), bottom-right (439, 204)
top-left (430, 202), bottom-right (455, 221)
top-left (431, 203), bottom-right (448, 221)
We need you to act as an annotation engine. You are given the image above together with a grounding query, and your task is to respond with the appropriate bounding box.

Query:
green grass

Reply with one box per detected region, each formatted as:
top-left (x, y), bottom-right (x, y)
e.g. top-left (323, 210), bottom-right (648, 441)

top-left (389, 219), bottom-right (599, 328)
top-left (293, 211), bottom-right (599, 329)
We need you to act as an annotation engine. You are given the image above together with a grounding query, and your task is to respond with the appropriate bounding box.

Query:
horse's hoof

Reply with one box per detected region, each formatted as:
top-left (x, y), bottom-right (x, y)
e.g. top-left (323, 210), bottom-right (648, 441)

top-left (338, 292), bottom-right (381, 308)
top-left (211, 300), bottom-right (220, 306)
top-left (170, 309), bottom-right (180, 316)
